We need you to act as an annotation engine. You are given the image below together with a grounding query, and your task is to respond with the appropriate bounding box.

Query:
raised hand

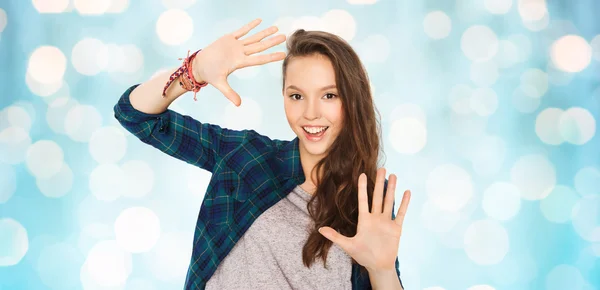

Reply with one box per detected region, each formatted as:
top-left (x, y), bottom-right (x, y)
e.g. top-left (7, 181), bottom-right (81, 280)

top-left (318, 168), bottom-right (411, 272)
top-left (192, 18), bottom-right (287, 107)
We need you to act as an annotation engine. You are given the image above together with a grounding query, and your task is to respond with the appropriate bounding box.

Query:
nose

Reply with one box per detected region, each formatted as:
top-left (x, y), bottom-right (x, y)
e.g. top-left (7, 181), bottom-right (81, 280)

top-left (303, 97), bottom-right (320, 120)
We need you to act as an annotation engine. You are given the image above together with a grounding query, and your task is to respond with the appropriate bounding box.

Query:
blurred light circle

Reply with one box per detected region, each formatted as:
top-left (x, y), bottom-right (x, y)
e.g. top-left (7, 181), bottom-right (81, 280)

top-left (321, 9), bottom-right (357, 42)
top-left (71, 38), bottom-right (109, 75)
top-left (591, 35), bottom-right (600, 61)
top-left (540, 185), bottom-right (580, 223)
top-left (507, 34), bottom-right (532, 63)
top-left (105, 43), bottom-right (126, 73)
top-left (106, 0), bottom-right (129, 13)
top-left (36, 162), bottom-right (74, 198)
top-left (522, 13), bottom-right (549, 32)
top-left (291, 16), bottom-right (324, 35)
top-left (449, 84), bottom-right (473, 114)
top-left (461, 25), bottom-right (499, 62)
top-left (482, 182), bottom-right (521, 221)
top-left (426, 164), bottom-right (473, 211)
top-left (0, 9), bottom-right (6, 32)
top-left (122, 160), bottom-right (155, 199)
top-left (89, 164), bottom-right (125, 201)
top-left (571, 194), bottom-right (600, 242)
top-left (0, 127), bottom-right (31, 164)
top-left (120, 44), bottom-right (144, 73)
top-left (28, 46), bottom-right (67, 85)
top-left (156, 9), bottom-right (193, 45)
top-left (143, 232), bottom-right (192, 281)
top-left (470, 87), bottom-right (498, 116)
top-left (494, 40), bottom-right (520, 68)
top-left (64, 104), bottom-right (103, 142)
top-left (545, 264), bottom-right (587, 290)
top-left (32, 0), bottom-right (69, 13)
top-left (574, 167), bottom-right (600, 196)
top-left (89, 126), bottom-right (127, 164)
top-left (36, 242), bottom-right (82, 289)
top-left (73, 0), bottom-right (111, 15)
top-left (520, 68), bottom-right (548, 98)
top-left (510, 154), bottom-right (556, 200)
top-left (470, 61), bottom-right (498, 87)
top-left (358, 34), bottom-right (391, 63)
top-left (47, 97), bottom-right (79, 134)
top-left (0, 218), bottom-right (29, 266)
top-left (161, 0), bottom-right (197, 9)
top-left (512, 86), bottom-right (541, 113)
top-left (517, 0), bottom-right (547, 21)
top-left (484, 0), bottom-right (512, 14)
top-left (464, 220), bottom-right (509, 265)
top-left (0, 163), bottom-right (16, 203)
top-left (423, 11), bottom-right (452, 40)
top-left (535, 108), bottom-right (564, 145)
top-left (0, 106), bottom-right (32, 132)
top-left (558, 107), bottom-right (596, 145)
top-left (26, 140), bottom-right (64, 179)
top-left (550, 35), bottom-right (592, 73)
top-left (115, 207), bottom-right (161, 253)
top-left (81, 240), bottom-right (132, 287)
top-left (389, 118), bottom-right (427, 154)
top-left (223, 97), bottom-right (262, 131)
top-left (389, 103), bottom-right (427, 124)
top-left (77, 223), bottom-right (114, 255)
top-left (25, 72), bottom-right (63, 97)
top-left (420, 200), bottom-right (461, 233)
top-left (546, 62), bottom-right (574, 86)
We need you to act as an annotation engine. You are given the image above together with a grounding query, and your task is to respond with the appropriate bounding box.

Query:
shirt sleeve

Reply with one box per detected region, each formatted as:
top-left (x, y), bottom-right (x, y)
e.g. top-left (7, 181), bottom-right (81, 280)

top-left (113, 84), bottom-right (251, 173)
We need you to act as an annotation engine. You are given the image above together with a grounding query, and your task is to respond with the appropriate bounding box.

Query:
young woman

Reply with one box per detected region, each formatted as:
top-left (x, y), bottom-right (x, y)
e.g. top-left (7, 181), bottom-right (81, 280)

top-left (114, 18), bottom-right (410, 290)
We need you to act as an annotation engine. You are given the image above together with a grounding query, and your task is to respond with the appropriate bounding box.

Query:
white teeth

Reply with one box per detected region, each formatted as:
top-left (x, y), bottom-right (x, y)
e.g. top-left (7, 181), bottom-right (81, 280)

top-left (303, 126), bottom-right (328, 134)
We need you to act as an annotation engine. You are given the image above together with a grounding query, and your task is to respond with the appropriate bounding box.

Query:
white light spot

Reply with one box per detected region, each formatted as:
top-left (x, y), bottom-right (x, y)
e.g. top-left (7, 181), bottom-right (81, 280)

top-left (470, 87), bottom-right (498, 116)
top-left (71, 38), bottom-right (109, 76)
top-left (426, 164), bottom-right (473, 212)
top-left (470, 61), bottom-right (498, 87)
top-left (558, 107), bottom-right (596, 145)
top-left (540, 185), bottom-right (580, 223)
top-left (186, 165), bottom-right (211, 199)
top-left (77, 223), bottom-right (114, 255)
top-left (36, 162), bottom-right (73, 198)
top-left (156, 9), bottom-right (193, 45)
top-left (449, 84), bottom-right (473, 114)
top-left (357, 34), bottom-right (391, 63)
top-left (389, 103), bottom-right (427, 124)
top-left (520, 68), bottom-right (548, 98)
top-left (571, 195), bottom-right (600, 242)
top-left (89, 164), bottom-right (125, 201)
top-left (510, 154), bottom-right (556, 200)
top-left (28, 46), bottom-right (67, 84)
top-left (0, 127), bottom-right (31, 165)
top-left (64, 104), bottom-right (103, 142)
top-left (89, 126), bottom-right (127, 164)
top-left (105, 43), bottom-right (126, 73)
top-left (290, 16), bottom-right (324, 35)
top-left (389, 118), bottom-right (427, 155)
top-left (161, 0), bottom-right (196, 9)
top-left (423, 11), bottom-right (452, 40)
top-left (464, 220), bottom-right (509, 265)
top-left (25, 72), bottom-right (63, 97)
top-left (461, 25), bottom-right (499, 62)
top-left (507, 34), bottom-right (532, 63)
top-left (26, 140), bottom-right (64, 179)
top-left (32, 0), bottom-right (69, 13)
top-left (223, 97), bottom-right (262, 131)
top-left (512, 86), bottom-right (541, 113)
top-left (73, 0), bottom-right (111, 15)
top-left (484, 0), bottom-right (512, 14)
top-left (120, 44), bottom-right (144, 73)
top-left (494, 40), bottom-right (520, 68)
top-left (106, 0), bottom-right (129, 13)
top-left (0, 9), bottom-right (5, 32)
top-left (0, 105), bottom-right (32, 132)
top-left (0, 218), bottom-right (29, 266)
top-left (483, 182), bottom-right (521, 221)
top-left (545, 264), bottom-right (587, 290)
top-left (122, 160), bottom-right (154, 199)
top-left (143, 232), bottom-right (192, 281)
top-left (420, 200), bottom-right (461, 233)
top-left (535, 108), bottom-right (564, 145)
top-left (517, 0), bottom-right (547, 21)
top-left (47, 97), bottom-right (79, 134)
top-left (81, 240), bottom-right (132, 287)
top-left (551, 35), bottom-right (592, 73)
top-left (321, 9), bottom-right (356, 41)
top-left (115, 207), bottom-right (160, 253)
top-left (0, 163), bottom-right (16, 203)
top-left (574, 167), bottom-right (600, 196)
top-left (522, 12), bottom-right (549, 32)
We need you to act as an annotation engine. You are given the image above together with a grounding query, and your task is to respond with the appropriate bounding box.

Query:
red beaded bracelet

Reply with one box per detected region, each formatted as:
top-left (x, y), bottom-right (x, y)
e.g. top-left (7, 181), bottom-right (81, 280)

top-left (162, 49), bottom-right (208, 101)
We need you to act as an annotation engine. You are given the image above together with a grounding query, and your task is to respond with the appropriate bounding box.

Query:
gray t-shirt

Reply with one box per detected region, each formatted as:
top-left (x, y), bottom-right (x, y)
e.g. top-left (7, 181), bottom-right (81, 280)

top-left (206, 185), bottom-right (353, 290)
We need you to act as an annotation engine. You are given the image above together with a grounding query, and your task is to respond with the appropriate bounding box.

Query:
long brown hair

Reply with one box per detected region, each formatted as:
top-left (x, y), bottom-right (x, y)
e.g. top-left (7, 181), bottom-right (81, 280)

top-left (282, 29), bottom-right (385, 273)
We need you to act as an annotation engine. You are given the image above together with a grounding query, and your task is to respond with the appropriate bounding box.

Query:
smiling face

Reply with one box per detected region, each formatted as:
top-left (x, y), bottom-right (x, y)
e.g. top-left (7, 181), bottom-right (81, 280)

top-left (283, 54), bottom-right (345, 162)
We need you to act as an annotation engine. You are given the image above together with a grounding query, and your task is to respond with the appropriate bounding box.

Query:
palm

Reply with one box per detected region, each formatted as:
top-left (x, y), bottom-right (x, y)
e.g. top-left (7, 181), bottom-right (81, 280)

top-left (319, 168), bottom-right (411, 272)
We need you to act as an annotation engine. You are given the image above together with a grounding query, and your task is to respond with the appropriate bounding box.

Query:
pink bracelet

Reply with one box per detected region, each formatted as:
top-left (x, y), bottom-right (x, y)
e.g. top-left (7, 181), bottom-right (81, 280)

top-left (162, 49), bottom-right (208, 101)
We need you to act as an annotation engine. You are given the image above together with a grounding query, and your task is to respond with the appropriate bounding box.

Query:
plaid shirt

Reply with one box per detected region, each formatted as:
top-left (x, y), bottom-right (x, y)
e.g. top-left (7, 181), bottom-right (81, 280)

top-left (114, 84), bottom-right (404, 290)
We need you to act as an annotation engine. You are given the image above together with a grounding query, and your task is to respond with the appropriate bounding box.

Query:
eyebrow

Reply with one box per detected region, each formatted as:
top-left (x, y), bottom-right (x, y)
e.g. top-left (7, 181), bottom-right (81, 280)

top-left (285, 85), bottom-right (337, 92)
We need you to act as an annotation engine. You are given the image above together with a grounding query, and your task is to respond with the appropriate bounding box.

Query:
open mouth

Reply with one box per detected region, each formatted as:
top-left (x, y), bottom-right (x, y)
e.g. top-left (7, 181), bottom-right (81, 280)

top-left (302, 126), bottom-right (329, 140)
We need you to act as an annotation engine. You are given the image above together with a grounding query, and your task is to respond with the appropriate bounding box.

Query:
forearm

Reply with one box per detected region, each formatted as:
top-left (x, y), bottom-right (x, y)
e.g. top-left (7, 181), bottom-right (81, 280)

top-left (368, 268), bottom-right (403, 290)
top-left (129, 67), bottom-right (202, 114)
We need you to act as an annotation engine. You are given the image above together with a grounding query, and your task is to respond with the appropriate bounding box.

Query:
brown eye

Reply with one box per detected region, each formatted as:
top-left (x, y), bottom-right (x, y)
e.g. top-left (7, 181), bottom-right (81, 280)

top-left (324, 93), bottom-right (337, 99)
top-left (289, 94), bottom-right (302, 100)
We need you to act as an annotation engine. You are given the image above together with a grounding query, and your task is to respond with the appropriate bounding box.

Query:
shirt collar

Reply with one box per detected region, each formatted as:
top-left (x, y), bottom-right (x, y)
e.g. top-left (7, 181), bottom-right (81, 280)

top-left (274, 137), bottom-right (306, 184)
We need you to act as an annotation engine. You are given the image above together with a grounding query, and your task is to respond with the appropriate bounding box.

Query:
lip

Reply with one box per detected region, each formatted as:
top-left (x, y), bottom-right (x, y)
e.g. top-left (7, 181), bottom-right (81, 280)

top-left (302, 126), bottom-right (328, 142)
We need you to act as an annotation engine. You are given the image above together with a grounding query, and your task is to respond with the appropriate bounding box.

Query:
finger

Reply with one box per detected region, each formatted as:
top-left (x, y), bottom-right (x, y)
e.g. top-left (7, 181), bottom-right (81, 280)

top-left (371, 168), bottom-right (386, 214)
top-left (244, 34), bottom-right (286, 55)
top-left (241, 25), bottom-right (279, 46)
top-left (239, 51), bottom-right (286, 69)
top-left (357, 173), bottom-right (369, 215)
top-left (383, 174), bottom-right (397, 219)
top-left (212, 79), bottom-right (242, 107)
top-left (231, 18), bottom-right (262, 39)
top-left (318, 226), bottom-right (352, 253)
top-left (394, 190), bottom-right (411, 227)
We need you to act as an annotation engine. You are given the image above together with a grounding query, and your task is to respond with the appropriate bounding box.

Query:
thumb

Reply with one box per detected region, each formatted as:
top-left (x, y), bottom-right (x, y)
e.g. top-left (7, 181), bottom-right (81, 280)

top-left (213, 79), bottom-right (241, 107)
top-left (319, 227), bottom-right (351, 252)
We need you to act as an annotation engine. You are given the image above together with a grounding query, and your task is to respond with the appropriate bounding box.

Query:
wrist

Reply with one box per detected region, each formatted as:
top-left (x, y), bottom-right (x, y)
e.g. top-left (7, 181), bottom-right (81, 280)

top-left (191, 51), bottom-right (207, 84)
